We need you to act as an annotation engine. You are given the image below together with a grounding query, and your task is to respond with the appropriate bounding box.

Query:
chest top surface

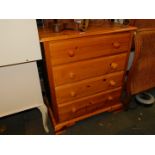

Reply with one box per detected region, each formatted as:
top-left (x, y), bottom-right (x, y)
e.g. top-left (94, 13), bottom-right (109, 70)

top-left (38, 23), bottom-right (137, 42)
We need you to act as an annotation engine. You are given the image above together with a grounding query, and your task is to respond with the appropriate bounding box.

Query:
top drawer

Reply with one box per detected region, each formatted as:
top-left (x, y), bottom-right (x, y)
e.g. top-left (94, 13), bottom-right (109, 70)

top-left (49, 32), bottom-right (131, 66)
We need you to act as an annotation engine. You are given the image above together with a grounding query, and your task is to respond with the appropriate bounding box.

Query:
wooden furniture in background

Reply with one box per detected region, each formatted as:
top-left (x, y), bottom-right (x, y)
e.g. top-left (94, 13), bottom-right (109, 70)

top-left (38, 23), bottom-right (136, 133)
top-left (129, 19), bottom-right (155, 29)
top-left (129, 19), bottom-right (155, 50)
top-left (125, 28), bottom-right (155, 107)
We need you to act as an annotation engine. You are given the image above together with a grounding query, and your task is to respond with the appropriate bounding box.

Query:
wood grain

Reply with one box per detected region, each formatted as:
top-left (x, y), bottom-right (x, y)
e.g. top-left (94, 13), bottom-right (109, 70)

top-left (53, 53), bottom-right (128, 86)
top-left (49, 32), bottom-right (130, 66)
top-left (58, 87), bottom-right (122, 122)
top-left (127, 29), bottom-right (155, 95)
top-left (38, 24), bottom-right (136, 130)
top-left (48, 100), bottom-right (122, 133)
top-left (38, 24), bottom-right (136, 42)
top-left (55, 71), bottom-right (124, 104)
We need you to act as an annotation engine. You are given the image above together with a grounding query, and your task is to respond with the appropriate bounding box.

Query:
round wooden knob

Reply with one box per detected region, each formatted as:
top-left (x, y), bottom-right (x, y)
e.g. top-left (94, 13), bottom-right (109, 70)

top-left (113, 42), bottom-right (120, 48)
top-left (72, 107), bottom-right (76, 112)
top-left (69, 72), bottom-right (75, 79)
top-left (108, 96), bottom-right (113, 101)
top-left (70, 91), bottom-right (76, 97)
top-left (109, 80), bottom-right (116, 86)
top-left (68, 49), bottom-right (75, 57)
top-left (110, 63), bottom-right (118, 69)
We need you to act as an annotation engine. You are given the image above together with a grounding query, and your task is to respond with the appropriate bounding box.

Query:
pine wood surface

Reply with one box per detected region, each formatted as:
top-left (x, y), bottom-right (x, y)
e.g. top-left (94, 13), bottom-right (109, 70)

top-left (49, 32), bottom-right (130, 66)
top-left (53, 53), bottom-right (127, 86)
top-left (48, 101), bottom-right (123, 133)
top-left (127, 28), bottom-right (155, 95)
top-left (55, 71), bottom-right (124, 104)
top-left (39, 24), bottom-right (136, 42)
top-left (38, 24), bottom-right (136, 133)
top-left (58, 87), bottom-right (122, 122)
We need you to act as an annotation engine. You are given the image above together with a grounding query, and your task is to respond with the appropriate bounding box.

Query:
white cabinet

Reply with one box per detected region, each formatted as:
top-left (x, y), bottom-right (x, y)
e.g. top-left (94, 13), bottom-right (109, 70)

top-left (0, 20), bottom-right (49, 132)
top-left (0, 62), bottom-right (43, 117)
top-left (0, 19), bottom-right (41, 66)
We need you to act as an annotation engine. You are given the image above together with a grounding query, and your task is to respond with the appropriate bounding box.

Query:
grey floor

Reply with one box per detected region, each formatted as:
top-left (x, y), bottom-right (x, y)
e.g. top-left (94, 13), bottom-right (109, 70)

top-left (1, 88), bottom-right (155, 135)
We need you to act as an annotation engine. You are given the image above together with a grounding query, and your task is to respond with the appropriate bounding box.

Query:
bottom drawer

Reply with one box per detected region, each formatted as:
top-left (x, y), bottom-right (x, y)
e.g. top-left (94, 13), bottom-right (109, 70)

top-left (58, 87), bottom-right (122, 122)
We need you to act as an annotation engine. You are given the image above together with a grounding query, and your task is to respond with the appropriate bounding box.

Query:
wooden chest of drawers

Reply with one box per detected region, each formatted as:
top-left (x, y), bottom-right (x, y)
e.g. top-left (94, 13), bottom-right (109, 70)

top-left (38, 24), bottom-right (136, 133)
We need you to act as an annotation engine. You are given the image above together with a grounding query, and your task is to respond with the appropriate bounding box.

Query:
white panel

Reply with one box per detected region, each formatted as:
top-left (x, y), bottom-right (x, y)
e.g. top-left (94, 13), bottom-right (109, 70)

top-left (0, 19), bottom-right (42, 66)
top-left (0, 62), bottom-right (44, 117)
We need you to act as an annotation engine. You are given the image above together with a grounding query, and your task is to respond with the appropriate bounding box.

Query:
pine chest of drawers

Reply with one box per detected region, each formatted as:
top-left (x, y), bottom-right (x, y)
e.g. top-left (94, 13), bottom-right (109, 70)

top-left (38, 24), bottom-right (136, 133)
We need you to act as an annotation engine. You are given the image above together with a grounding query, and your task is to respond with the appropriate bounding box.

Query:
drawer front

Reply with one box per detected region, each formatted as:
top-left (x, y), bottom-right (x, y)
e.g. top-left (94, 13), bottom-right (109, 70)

top-left (49, 32), bottom-right (131, 66)
top-left (53, 53), bottom-right (127, 86)
top-left (55, 71), bottom-right (124, 104)
top-left (58, 87), bottom-right (122, 122)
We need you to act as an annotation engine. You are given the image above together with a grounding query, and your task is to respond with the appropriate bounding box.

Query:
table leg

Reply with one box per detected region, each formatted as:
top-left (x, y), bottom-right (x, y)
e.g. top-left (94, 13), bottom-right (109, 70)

top-left (38, 104), bottom-right (49, 133)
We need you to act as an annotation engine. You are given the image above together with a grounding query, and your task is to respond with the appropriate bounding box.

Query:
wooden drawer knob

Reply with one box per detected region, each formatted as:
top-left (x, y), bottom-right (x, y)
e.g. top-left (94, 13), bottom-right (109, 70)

top-left (108, 96), bottom-right (113, 101)
top-left (110, 63), bottom-right (118, 69)
top-left (68, 49), bottom-right (75, 57)
top-left (70, 91), bottom-right (76, 97)
top-left (109, 80), bottom-right (116, 86)
top-left (113, 42), bottom-right (120, 48)
top-left (69, 72), bottom-right (75, 79)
